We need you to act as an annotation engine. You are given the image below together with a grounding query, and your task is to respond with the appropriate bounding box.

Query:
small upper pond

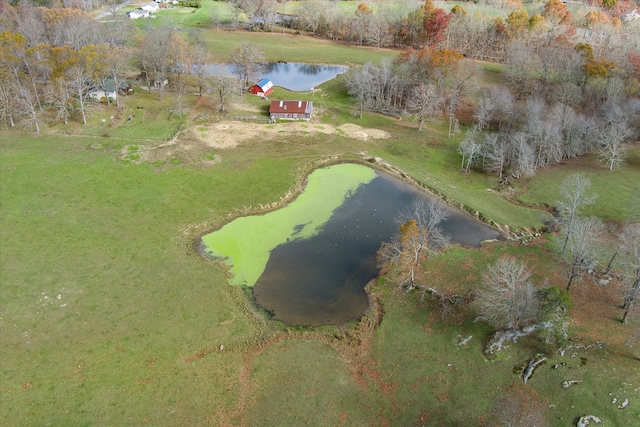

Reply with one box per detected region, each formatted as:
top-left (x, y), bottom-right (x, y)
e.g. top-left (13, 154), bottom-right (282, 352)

top-left (261, 62), bottom-right (349, 91)
top-left (202, 164), bottom-right (499, 326)
top-left (203, 62), bottom-right (348, 92)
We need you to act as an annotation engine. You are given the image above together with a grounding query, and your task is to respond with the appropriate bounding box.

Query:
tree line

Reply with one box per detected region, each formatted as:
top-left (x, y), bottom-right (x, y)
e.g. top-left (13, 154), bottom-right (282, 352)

top-left (0, 2), bottom-right (276, 130)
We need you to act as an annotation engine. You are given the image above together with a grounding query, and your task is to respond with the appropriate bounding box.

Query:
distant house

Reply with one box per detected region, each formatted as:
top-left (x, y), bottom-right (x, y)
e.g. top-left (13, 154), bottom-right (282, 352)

top-left (128, 9), bottom-right (149, 19)
top-left (141, 2), bottom-right (160, 12)
top-left (624, 8), bottom-right (640, 22)
top-left (88, 78), bottom-right (132, 101)
top-left (269, 100), bottom-right (313, 122)
top-left (249, 78), bottom-right (274, 97)
top-left (88, 78), bottom-right (118, 101)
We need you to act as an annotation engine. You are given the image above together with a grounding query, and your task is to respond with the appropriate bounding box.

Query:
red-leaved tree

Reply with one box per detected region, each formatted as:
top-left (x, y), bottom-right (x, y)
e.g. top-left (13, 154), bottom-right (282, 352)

top-left (424, 8), bottom-right (450, 47)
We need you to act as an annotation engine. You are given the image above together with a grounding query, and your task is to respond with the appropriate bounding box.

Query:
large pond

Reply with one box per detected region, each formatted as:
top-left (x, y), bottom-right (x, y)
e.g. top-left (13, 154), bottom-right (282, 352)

top-left (202, 164), bottom-right (499, 326)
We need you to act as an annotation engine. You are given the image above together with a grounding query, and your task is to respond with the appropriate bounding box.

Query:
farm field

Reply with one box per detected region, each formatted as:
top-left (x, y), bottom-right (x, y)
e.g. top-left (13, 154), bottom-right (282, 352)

top-left (2, 12), bottom-right (640, 427)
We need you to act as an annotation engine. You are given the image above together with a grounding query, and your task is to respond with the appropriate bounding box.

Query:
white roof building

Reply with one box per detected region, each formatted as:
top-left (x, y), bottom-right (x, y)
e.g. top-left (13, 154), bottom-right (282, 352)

top-left (128, 9), bottom-right (150, 19)
top-left (141, 2), bottom-right (160, 12)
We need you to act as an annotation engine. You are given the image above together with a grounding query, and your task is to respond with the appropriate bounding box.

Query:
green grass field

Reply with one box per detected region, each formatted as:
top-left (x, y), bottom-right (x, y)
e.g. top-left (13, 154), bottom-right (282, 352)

top-left (2, 24), bottom-right (640, 426)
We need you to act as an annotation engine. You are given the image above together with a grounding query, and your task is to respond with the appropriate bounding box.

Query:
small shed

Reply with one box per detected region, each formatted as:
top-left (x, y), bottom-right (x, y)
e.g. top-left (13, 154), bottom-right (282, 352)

top-left (249, 78), bottom-right (274, 97)
top-left (269, 100), bottom-right (313, 122)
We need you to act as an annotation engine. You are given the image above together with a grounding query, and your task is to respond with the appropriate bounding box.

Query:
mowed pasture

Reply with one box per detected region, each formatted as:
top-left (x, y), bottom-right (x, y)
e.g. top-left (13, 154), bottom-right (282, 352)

top-left (2, 27), bottom-right (640, 426)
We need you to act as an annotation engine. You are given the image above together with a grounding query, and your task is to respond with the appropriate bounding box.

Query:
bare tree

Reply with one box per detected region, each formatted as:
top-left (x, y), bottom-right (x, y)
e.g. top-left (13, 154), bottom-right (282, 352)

top-left (488, 85), bottom-right (516, 132)
top-left (474, 95), bottom-right (493, 130)
top-left (367, 13), bottom-right (391, 49)
top-left (458, 125), bottom-right (481, 173)
top-left (482, 132), bottom-right (508, 179)
top-left (65, 63), bottom-right (92, 125)
top-left (556, 173), bottom-right (598, 254)
top-left (102, 9), bottom-right (136, 48)
top-left (0, 73), bottom-right (18, 128)
top-left (353, 2), bottom-right (373, 47)
top-left (344, 62), bottom-right (375, 118)
top-left (397, 197), bottom-right (450, 251)
top-left (45, 78), bottom-right (73, 125)
top-left (491, 383), bottom-right (549, 427)
top-left (104, 45), bottom-right (134, 107)
top-left (0, 31), bottom-right (42, 111)
top-left (229, 43), bottom-right (265, 89)
top-left (599, 122), bottom-right (631, 171)
top-left (15, 81), bottom-right (40, 132)
top-left (207, 72), bottom-right (237, 113)
top-left (513, 132), bottom-right (536, 178)
top-left (168, 33), bottom-right (196, 117)
top-left (237, 0), bottom-right (278, 31)
top-left (229, 2), bottom-right (242, 31)
top-left (136, 29), bottom-right (173, 101)
top-left (475, 256), bottom-right (539, 331)
top-left (559, 216), bottom-right (604, 291)
top-left (299, 0), bottom-right (328, 37)
top-left (14, 5), bottom-right (46, 48)
top-left (618, 223), bottom-right (640, 324)
top-left (504, 40), bottom-right (539, 99)
top-left (407, 83), bottom-right (442, 131)
top-left (445, 89), bottom-right (461, 138)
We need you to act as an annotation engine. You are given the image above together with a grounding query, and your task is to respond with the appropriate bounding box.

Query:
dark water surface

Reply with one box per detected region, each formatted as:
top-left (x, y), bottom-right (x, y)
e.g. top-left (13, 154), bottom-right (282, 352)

top-left (261, 62), bottom-right (349, 91)
top-left (253, 172), bottom-right (499, 326)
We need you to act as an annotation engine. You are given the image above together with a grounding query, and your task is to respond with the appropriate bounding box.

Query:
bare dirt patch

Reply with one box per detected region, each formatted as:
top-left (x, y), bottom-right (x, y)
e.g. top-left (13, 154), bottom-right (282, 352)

top-left (124, 116), bottom-right (392, 167)
top-left (190, 120), bottom-right (390, 149)
top-left (338, 123), bottom-right (391, 141)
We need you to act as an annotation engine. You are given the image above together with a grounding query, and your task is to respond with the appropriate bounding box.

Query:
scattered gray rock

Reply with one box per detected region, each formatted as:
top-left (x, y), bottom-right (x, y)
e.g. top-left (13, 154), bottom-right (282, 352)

top-left (523, 356), bottom-right (547, 384)
top-left (485, 325), bottom-right (540, 357)
top-left (562, 379), bottom-right (582, 389)
top-left (577, 415), bottom-right (601, 427)
top-left (618, 398), bottom-right (629, 409)
top-left (458, 335), bottom-right (472, 346)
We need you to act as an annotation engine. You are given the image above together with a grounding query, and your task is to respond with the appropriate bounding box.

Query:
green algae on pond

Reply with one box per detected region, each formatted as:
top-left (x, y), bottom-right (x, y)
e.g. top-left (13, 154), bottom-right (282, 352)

top-left (201, 164), bottom-right (376, 286)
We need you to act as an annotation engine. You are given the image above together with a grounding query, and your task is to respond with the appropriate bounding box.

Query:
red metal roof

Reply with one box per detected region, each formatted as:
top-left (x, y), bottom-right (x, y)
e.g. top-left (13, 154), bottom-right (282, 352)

top-left (250, 79), bottom-right (273, 95)
top-left (269, 100), bottom-right (312, 114)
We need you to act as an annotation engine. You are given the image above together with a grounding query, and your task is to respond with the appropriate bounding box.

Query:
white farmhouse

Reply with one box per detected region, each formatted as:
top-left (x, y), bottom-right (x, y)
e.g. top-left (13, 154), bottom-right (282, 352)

top-left (128, 9), bottom-right (150, 19)
top-left (141, 2), bottom-right (160, 13)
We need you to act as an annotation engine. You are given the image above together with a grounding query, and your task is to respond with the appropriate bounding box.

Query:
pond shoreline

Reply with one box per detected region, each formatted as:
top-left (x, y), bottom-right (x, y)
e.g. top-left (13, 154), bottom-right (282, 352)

top-left (193, 153), bottom-right (511, 263)
top-left (191, 153), bottom-right (514, 328)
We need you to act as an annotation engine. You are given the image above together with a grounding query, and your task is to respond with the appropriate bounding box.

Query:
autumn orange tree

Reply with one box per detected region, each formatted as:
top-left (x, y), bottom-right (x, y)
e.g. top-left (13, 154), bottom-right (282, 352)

top-left (354, 2), bottom-right (373, 46)
top-left (543, 0), bottom-right (572, 26)
top-left (396, 46), bottom-right (462, 86)
top-left (377, 219), bottom-right (430, 290)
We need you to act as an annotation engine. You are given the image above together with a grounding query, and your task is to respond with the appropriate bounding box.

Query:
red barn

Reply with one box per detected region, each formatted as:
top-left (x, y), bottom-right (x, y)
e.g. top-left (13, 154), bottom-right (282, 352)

top-left (249, 78), bottom-right (273, 97)
top-left (269, 100), bottom-right (313, 122)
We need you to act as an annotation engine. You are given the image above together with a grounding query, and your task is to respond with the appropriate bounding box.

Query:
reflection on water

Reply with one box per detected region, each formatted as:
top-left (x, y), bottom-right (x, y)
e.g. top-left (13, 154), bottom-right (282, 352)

top-left (252, 170), bottom-right (500, 327)
top-left (262, 62), bottom-right (348, 91)
top-left (202, 62), bottom-right (348, 91)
